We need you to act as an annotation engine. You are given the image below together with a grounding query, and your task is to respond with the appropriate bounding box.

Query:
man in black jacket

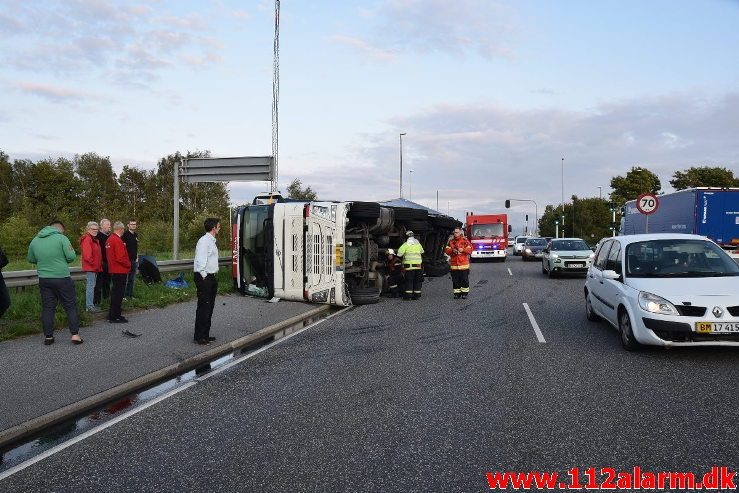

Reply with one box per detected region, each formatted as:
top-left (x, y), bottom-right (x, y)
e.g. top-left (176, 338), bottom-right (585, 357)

top-left (121, 219), bottom-right (138, 298)
top-left (0, 246), bottom-right (10, 318)
top-left (94, 218), bottom-right (111, 305)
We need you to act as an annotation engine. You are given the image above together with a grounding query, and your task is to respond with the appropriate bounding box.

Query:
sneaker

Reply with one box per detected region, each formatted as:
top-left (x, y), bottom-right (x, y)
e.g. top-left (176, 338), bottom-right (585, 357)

top-left (122, 297), bottom-right (128, 302)
top-left (195, 339), bottom-right (211, 345)
top-left (109, 317), bottom-right (129, 323)
top-left (86, 306), bottom-right (102, 313)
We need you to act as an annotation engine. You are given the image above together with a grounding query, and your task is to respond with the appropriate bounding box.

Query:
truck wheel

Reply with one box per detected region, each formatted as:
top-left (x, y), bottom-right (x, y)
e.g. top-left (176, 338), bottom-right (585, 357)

top-left (349, 286), bottom-right (380, 305)
top-left (409, 220), bottom-right (429, 232)
top-left (348, 202), bottom-right (381, 220)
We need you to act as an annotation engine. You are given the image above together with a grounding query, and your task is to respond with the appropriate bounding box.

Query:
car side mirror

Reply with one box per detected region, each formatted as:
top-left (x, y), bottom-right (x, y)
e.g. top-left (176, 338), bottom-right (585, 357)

top-left (602, 269), bottom-right (622, 281)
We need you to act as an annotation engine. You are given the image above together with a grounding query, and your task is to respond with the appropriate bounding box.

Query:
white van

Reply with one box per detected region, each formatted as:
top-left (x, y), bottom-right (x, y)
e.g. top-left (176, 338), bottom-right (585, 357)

top-left (512, 235), bottom-right (531, 256)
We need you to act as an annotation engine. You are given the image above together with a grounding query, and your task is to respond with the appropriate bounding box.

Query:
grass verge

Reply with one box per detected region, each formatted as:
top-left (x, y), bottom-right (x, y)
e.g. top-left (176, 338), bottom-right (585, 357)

top-left (0, 269), bottom-right (235, 342)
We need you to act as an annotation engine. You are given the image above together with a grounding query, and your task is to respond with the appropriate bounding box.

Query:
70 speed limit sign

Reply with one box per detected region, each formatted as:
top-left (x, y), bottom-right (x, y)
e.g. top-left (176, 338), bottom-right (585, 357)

top-left (636, 193), bottom-right (659, 215)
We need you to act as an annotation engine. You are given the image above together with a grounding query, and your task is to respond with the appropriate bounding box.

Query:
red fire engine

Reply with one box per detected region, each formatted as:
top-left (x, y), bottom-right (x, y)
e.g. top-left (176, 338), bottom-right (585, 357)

top-left (465, 213), bottom-right (510, 262)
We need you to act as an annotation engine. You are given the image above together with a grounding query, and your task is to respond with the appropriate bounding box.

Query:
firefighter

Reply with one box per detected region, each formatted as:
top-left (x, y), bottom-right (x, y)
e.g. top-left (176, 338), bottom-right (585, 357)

top-left (397, 230), bottom-right (424, 300)
top-left (444, 227), bottom-right (473, 299)
top-left (385, 249), bottom-right (404, 298)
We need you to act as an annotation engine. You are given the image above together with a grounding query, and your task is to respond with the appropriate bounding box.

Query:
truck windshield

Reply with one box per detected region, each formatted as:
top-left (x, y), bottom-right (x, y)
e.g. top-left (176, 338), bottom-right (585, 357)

top-left (240, 205), bottom-right (271, 292)
top-left (471, 223), bottom-right (504, 237)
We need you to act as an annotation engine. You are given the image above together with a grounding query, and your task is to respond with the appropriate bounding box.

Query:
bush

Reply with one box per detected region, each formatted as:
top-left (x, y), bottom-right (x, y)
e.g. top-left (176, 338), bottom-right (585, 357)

top-left (0, 215), bottom-right (39, 259)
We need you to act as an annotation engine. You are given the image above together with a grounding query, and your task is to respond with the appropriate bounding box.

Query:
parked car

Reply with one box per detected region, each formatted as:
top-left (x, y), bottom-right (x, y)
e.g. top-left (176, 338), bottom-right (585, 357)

top-left (512, 235), bottom-right (530, 256)
top-left (522, 237), bottom-right (547, 261)
top-left (542, 238), bottom-right (594, 277)
top-left (584, 233), bottom-right (739, 350)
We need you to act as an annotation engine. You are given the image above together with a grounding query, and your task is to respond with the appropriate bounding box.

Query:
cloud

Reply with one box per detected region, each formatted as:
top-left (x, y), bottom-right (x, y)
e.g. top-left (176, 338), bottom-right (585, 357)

top-left (272, 92), bottom-right (739, 221)
top-left (337, 0), bottom-right (516, 61)
top-left (328, 35), bottom-right (398, 62)
top-left (1, 0), bottom-right (225, 85)
top-left (14, 82), bottom-right (102, 103)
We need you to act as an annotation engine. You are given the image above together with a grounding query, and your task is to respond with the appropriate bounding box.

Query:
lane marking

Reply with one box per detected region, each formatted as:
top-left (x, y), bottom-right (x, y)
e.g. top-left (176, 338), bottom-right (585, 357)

top-left (0, 306), bottom-right (353, 482)
top-left (0, 382), bottom-right (196, 481)
top-left (522, 303), bottom-right (546, 343)
top-left (507, 268), bottom-right (513, 276)
top-left (196, 306), bottom-right (352, 382)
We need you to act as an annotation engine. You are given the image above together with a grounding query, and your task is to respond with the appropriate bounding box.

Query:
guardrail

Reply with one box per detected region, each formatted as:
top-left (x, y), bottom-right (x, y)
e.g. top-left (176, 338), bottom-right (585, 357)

top-left (3, 257), bottom-right (232, 289)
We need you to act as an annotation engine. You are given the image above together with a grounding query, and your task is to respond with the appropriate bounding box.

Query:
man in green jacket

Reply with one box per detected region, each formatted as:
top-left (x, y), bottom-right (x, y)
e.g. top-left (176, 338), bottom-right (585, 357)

top-left (27, 220), bottom-right (83, 345)
top-left (397, 230), bottom-right (425, 300)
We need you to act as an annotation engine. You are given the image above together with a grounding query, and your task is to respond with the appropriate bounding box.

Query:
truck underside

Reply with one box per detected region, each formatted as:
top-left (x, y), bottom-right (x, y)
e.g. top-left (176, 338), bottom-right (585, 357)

top-left (232, 200), bottom-right (461, 306)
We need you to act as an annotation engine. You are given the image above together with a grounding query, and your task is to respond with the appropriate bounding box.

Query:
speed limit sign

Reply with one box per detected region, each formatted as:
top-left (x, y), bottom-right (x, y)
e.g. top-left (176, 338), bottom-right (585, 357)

top-left (636, 193), bottom-right (659, 215)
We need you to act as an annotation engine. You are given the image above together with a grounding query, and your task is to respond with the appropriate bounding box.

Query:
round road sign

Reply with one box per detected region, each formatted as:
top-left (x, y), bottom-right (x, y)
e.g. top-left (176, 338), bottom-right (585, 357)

top-left (636, 193), bottom-right (659, 215)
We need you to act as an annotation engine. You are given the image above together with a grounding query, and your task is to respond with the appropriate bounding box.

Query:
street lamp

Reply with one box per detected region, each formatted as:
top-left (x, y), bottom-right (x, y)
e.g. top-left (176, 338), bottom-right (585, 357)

top-left (409, 169), bottom-right (415, 201)
top-left (504, 198), bottom-right (538, 236)
top-left (399, 133), bottom-right (406, 198)
top-left (597, 186), bottom-right (602, 200)
top-left (561, 157), bottom-right (565, 222)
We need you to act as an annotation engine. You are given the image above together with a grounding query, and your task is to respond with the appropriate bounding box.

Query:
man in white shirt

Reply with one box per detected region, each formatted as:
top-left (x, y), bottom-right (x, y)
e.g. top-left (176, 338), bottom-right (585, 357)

top-left (193, 218), bottom-right (221, 345)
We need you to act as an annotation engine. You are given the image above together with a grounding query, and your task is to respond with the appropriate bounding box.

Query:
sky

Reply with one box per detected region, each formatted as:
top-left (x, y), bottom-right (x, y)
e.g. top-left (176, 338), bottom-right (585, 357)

top-left (2, 0), bottom-right (738, 235)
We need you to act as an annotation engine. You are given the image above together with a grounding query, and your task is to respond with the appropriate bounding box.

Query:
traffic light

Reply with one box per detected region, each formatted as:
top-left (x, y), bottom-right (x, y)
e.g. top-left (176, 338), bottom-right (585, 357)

top-left (505, 200), bottom-right (511, 208)
top-left (525, 214), bottom-right (529, 221)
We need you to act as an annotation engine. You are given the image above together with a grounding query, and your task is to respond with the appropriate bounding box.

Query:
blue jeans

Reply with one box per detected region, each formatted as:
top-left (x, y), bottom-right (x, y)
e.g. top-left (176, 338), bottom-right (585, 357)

top-left (125, 260), bottom-right (138, 297)
top-left (85, 271), bottom-right (97, 309)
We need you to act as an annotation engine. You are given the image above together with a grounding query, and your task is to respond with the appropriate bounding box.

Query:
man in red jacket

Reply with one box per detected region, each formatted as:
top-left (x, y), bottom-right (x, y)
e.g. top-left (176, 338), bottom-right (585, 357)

top-left (444, 228), bottom-right (473, 299)
top-left (80, 221), bottom-right (102, 312)
top-left (106, 221), bottom-right (132, 323)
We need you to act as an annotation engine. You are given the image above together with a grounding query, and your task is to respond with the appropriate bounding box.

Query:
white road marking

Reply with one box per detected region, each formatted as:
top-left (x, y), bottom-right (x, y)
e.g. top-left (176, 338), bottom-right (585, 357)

top-left (522, 303), bottom-right (546, 343)
top-left (0, 382), bottom-right (196, 481)
top-left (196, 306), bottom-right (352, 382)
top-left (507, 268), bottom-right (513, 276)
top-left (0, 306), bottom-right (353, 482)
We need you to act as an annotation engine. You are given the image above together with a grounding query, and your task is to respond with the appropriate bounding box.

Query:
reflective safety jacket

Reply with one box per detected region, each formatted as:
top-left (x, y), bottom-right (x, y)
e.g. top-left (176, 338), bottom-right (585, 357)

top-left (444, 236), bottom-right (473, 270)
top-left (397, 239), bottom-right (424, 270)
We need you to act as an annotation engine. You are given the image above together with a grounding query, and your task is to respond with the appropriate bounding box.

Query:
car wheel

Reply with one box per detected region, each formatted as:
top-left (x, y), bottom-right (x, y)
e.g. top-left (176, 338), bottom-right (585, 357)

top-left (547, 264), bottom-right (556, 278)
top-left (618, 309), bottom-right (640, 351)
top-left (585, 291), bottom-right (600, 322)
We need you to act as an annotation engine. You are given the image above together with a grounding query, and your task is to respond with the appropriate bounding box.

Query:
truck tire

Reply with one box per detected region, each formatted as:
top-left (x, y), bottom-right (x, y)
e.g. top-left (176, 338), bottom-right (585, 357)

top-left (348, 202), bottom-right (381, 220)
top-left (392, 207), bottom-right (416, 222)
top-left (349, 286), bottom-right (381, 305)
top-left (409, 220), bottom-right (429, 232)
top-left (424, 262), bottom-right (450, 277)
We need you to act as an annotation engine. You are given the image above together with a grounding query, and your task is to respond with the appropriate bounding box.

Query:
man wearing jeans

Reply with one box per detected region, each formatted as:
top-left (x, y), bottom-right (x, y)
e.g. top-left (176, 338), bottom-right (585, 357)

top-left (193, 218), bottom-right (221, 345)
top-left (27, 220), bottom-right (83, 345)
top-left (122, 219), bottom-right (138, 299)
top-left (80, 221), bottom-right (102, 312)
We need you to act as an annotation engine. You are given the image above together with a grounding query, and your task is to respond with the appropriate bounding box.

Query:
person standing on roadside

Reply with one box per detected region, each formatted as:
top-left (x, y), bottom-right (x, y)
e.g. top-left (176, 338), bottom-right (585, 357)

top-left (193, 218), bottom-right (221, 345)
top-left (80, 221), bottom-right (102, 312)
top-left (397, 230), bottom-right (425, 300)
top-left (107, 221), bottom-right (131, 323)
top-left (0, 245), bottom-right (10, 318)
top-left (94, 218), bottom-right (112, 305)
top-left (444, 227), bottom-right (473, 299)
top-left (27, 220), bottom-right (83, 345)
top-left (122, 219), bottom-right (138, 299)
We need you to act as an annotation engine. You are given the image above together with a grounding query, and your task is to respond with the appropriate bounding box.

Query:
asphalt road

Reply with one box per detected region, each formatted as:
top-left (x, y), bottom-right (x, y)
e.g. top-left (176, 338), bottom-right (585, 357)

top-left (3, 256), bottom-right (739, 492)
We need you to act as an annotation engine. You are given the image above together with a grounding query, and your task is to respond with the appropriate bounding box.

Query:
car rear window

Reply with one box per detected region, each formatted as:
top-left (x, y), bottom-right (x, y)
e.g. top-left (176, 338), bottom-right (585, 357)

top-left (551, 240), bottom-right (589, 251)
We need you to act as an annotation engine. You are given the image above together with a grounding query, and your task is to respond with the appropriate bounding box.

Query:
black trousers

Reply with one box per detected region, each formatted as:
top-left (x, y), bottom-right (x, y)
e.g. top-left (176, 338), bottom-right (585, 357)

top-left (450, 269), bottom-right (470, 295)
top-left (94, 265), bottom-right (110, 304)
top-left (39, 277), bottom-right (79, 337)
top-left (194, 273), bottom-right (218, 340)
top-left (403, 269), bottom-right (424, 299)
top-left (0, 275), bottom-right (11, 318)
top-left (109, 273), bottom-right (127, 321)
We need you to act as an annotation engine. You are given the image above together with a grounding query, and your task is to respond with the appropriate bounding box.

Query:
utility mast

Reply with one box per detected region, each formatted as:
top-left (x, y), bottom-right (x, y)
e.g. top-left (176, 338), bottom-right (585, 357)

top-left (271, 0), bottom-right (280, 193)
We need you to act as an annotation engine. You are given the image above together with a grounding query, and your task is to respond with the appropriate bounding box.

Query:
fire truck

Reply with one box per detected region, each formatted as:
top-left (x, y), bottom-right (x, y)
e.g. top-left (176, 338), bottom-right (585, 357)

top-left (465, 213), bottom-right (511, 261)
top-left (231, 196), bottom-right (461, 306)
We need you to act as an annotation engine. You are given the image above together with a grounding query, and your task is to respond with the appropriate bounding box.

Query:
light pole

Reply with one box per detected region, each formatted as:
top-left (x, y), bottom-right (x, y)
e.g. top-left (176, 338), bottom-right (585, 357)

top-left (504, 198), bottom-right (538, 236)
top-left (597, 186), bottom-right (602, 200)
top-left (409, 169), bottom-right (415, 201)
top-left (399, 133), bottom-right (406, 198)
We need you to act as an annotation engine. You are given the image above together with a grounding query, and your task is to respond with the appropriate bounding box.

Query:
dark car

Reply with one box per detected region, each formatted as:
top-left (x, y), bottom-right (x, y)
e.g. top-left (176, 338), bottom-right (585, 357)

top-left (522, 237), bottom-right (548, 261)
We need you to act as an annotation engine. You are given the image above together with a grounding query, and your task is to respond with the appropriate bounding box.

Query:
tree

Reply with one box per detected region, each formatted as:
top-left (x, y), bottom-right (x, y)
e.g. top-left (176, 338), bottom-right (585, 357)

top-left (669, 166), bottom-right (738, 190)
top-left (537, 196), bottom-right (612, 242)
top-left (74, 152), bottom-right (122, 220)
top-left (286, 178), bottom-right (317, 200)
top-left (609, 166), bottom-right (661, 208)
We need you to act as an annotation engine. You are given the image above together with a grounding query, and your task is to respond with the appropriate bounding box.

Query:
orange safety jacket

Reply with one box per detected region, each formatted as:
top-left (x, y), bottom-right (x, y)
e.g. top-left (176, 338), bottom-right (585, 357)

top-left (445, 236), bottom-right (473, 270)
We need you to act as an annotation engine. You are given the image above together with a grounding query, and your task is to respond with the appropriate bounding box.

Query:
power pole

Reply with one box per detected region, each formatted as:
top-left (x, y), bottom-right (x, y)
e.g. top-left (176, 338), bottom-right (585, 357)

top-left (270, 0), bottom-right (280, 193)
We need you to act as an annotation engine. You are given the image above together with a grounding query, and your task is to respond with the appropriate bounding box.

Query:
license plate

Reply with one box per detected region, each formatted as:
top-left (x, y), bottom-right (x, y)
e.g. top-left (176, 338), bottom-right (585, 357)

top-left (696, 322), bottom-right (739, 333)
top-left (568, 263), bottom-right (585, 268)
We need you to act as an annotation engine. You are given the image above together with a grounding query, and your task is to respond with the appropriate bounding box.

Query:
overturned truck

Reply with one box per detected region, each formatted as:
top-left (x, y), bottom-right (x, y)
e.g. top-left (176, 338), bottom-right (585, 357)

top-left (231, 197), bottom-right (461, 306)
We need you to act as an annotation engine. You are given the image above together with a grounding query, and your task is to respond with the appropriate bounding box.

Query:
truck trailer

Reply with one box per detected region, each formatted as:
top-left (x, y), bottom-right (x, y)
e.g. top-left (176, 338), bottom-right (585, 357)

top-left (231, 197), bottom-right (461, 306)
top-left (620, 188), bottom-right (739, 250)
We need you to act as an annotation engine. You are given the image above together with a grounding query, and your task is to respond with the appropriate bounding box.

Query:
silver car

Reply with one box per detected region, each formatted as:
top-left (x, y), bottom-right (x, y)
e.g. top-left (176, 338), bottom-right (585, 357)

top-left (542, 238), bottom-right (594, 277)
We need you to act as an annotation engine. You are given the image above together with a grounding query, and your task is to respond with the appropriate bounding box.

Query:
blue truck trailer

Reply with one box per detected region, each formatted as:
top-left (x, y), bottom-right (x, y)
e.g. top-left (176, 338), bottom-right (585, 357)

top-left (620, 188), bottom-right (739, 249)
